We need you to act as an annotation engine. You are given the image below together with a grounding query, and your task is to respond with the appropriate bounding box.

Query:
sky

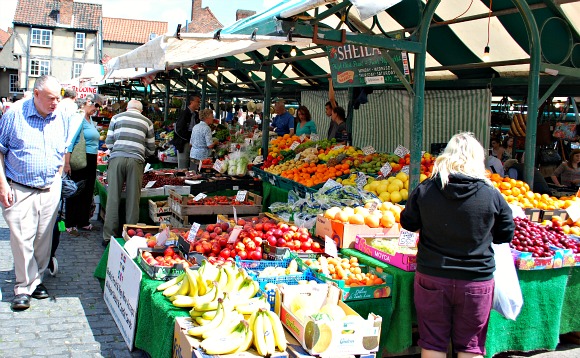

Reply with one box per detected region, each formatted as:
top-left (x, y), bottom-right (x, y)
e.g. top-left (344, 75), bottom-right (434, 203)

top-left (0, 0), bottom-right (279, 32)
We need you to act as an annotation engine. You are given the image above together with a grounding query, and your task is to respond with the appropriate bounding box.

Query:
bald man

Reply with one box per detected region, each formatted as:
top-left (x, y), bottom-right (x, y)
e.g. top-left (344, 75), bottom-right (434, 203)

top-left (0, 75), bottom-right (67, 310)
top-left (102, 99), bottom-right (155, 246)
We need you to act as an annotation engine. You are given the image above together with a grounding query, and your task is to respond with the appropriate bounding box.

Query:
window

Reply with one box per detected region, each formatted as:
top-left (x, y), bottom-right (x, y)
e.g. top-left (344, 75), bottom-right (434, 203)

top-left (9, 74), bottom-right (20, 93)
top-left (73, 63), bottom-right (83, 78)
top-left (30, 59), bottom-right (51, 77)
top-left (31, 28), bottom-right (52, 47)
top-left (75, 33), bottom-right (85, 50)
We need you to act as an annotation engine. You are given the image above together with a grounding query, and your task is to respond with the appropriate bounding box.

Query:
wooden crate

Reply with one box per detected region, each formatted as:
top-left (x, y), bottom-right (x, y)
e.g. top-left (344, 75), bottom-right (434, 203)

top-left (148, 199), bottom-right (171, 223)
top-left (167, 189), bottom-right (262, 216)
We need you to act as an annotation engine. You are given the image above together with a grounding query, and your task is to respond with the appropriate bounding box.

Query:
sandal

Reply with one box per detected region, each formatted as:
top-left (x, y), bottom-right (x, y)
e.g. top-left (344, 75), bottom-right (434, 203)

top-left (79, 224), bottom-right (94, 231)
top-left (66, 227), bottom-right (79, 236)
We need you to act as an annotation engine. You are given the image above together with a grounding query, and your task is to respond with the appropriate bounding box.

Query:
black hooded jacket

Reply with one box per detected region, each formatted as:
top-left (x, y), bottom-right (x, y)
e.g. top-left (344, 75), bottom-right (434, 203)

top-left (400, 174), bottom-right (515, 281)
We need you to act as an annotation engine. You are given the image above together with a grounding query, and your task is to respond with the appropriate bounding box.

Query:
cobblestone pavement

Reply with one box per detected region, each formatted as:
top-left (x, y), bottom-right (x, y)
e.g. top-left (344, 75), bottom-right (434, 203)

top-left (0, 215), bottom-right (578, 358)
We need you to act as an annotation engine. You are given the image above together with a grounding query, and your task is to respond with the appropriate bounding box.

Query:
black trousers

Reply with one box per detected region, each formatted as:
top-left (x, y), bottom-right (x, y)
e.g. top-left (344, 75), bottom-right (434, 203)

top-left (65, 153), bottom-right (97, 228)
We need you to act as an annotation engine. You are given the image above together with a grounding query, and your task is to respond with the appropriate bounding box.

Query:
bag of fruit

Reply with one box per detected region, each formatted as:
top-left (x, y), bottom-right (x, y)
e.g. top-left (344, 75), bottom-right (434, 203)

top-left (492, 243), bottom-right (523, 320)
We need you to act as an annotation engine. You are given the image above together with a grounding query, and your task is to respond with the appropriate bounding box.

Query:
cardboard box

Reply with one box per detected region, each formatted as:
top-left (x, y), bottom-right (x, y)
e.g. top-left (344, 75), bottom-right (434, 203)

top-left (315, 215), bottom-right (400, 249)
top-left (277, 284), bottom-right (382, 356)
top-left (313, 266), bottom-right (393, 301)
top-left (168, 190), bottom-right (262, 216)
top-left (524, 208), bottom-right (543, 223)
top-left (173, 317), bottom-right (288, 358)
top-left (354, 236), bottom-right (417, 272)
top-left (137, 248), bottom-right (195, 280)
top-left (122, 223), bottom-right (162, 241)
top-left (285, 332), bottom-right (376, 358)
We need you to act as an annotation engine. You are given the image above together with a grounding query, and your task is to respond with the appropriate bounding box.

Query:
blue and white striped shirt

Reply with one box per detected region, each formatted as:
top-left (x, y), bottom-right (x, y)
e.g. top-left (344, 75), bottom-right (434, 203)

top-left (0, 99), bottom-right (68, 188)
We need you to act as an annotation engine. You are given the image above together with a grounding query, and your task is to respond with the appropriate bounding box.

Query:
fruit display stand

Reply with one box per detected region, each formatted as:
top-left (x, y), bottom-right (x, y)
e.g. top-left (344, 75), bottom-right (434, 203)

top-left (341, 248), bottom-right (580, 358)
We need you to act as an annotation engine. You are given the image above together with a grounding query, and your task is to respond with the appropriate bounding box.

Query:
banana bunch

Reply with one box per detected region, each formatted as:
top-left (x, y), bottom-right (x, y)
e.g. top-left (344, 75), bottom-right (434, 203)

top-left (508, 113), bottom-right (527, 137)
top-left (251, 308), bottom-right (288, 356)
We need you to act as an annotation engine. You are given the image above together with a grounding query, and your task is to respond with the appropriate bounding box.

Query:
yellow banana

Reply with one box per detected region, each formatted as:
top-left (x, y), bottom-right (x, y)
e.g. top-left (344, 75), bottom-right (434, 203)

top-left (194, 291), bottom-right (225, 312)
top-left (252, 310), bottom-right (268, 356)
top-left (185, 268), bottom-right (199, 297)
top-left (200, 260), bottom-right (220, 282)
top-left (193, 282), bottom-right (218, 307)
top-left (233, 278), bottom-right (259, 301)
top-left (262, 310), bottom-right (276, 355)
top-left (235, 296), bottom-right (270, 315)
top-left (264, 309), bottom-right (287, 352)
top-left (217, 267), bottom-right (228, 289)
top-left (200, 321), bottom-right (247, 355)
top-left (189, 308), bottom-right (204, 318)
top-left (201, 310), bottom-right (217, 320)
top-left (174, 274), bottom-right (190, 296)
top-left (236, 321), bottom-right (253, 353)
top-left (195, 316), bottom-right (211, 325)
top-left (202, 311), bottom-right (243, 339)
top-left (156, 273), bottom-right (184, 291)
top-left (196, 271), bottom-right (208, 296)
top-left (162, 282), bottom-right (182, 297)
top-left (223, 265), bottom-right (238, 292)
top-left (172, 295), bottom-right (197, 308)
top-left (188, 298), bottom-right (225, 337)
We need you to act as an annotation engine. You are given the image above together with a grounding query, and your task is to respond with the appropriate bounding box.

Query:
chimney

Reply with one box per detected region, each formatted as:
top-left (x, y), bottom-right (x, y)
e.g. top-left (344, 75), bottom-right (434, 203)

top-left (59, 0), bottom-right (74, 25)
top-left (191, 0), bottom-right (202, 21)
top-left (236, 9), bottom-right (256, 21)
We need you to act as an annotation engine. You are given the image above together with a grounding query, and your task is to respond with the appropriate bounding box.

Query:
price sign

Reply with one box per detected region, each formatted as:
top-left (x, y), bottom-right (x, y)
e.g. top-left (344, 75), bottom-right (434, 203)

top-left (290, 141), bottom-right (300, 150)
top-left (310, 134), bottom-right (320, 142)
top-left (144, 181), bottom-right (156, 188)
top-left (367, 201), bottom-right (378, 213)
top-left (324, 235), bottom-right (338, 257)
top-left (401, 165), bottom-right (410, 175)
top-left (295, 154), bottom-right (301, 161)
top-left (245, 138), bottom-right (252, 146)
top-left (269, 176), bottom-right (276, 186)
top-left (228, 225), bottom-right (243, 243)
top-left (230, 143), bottom-right (238, 152)
top-left (156, 227), bottom-right (170, 246)
top-left (333, 144), bottom-right (345, 151)
top-left (566, 202), bottom-right (580, 223)
top-left (398, 228), bottom-right (419, 247)
top-left (253, 155), bottom-right (263, 164)
top-left (356, 172), bottom-right (368, 189)
top-left (253, 132), bottom-right (260, 140)
top-left (193, 193), bottom-right (207, 202)
top-left (187, 223), bottom-right (201, 243)
top-left (362, 146), bottom-right (376, 155)
top-left (236, 190), bottom-right (247, 202)
top-left (300, 134), bottom-right (307, 142)
top-left (394, 145), bottom-right (410, 158)
top-left (233, 207), bottom-right (238, 225)
top-left (379, 162), bottom-right (392, 177)
top-left (213, 159), bottom-right (224, 172)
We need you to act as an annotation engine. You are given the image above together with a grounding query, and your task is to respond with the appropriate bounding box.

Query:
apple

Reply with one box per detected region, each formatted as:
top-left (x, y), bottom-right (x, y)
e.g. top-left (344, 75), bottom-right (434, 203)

top-left (206, 224), bottom-right (216, 232)
top-left (147, 240), bottom-right (156, 248)
top-left (127, 229), bottom-right (136, 236)
top-left (266, 235), bottom-right (277, 246)
top-left (220, 222), bottom-right (229, 232)
top-left (237, 219), bottom-right (246, 226)
top-left (214, 227), bottom-right (222, 235)
top-left (164, 247), bottom-right (175, 257)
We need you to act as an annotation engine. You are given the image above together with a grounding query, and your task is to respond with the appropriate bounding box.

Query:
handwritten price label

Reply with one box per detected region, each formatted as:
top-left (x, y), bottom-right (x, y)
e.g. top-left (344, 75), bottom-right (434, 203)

top-left (362, 146), bottom-right (376, 155)
top-left (394, 145), bottom-right (410, 158)
top-left (367, 201), bottom-right (378, 213)
top-left (290, 141), bottom-right (300, 150)
top-left (398, 228), bottom-right (419, 247)
top-left (379, 162), bottom-right (392, 177)
top-left (156, 227), bottom-right (170, 246)
top-left (228, 226), bottom-right (243, 243)
top-left (193, 193), bottom-right (207, 202)
top-left (310, 134), bottom-right (320, 142)
top-left (187, 223), bottom-right (201, 243)
top-left (401, 165), bottom-right (410, 174)
top-left (333, 144), bottom-right (345, 151)
top-left (144, 181), bottom-right (156, 188)
top-left (322, 179), bottom-right (342, 191)
top-left (300, 134), bottom-right (307, 142)
top-left (252, 155), bottom-right (263, 164)
top-left (324, 235), bottom-right (338, 257)
top-left (356, 172), bottom-right (368, 189)
top-left (213, 159), bottom-right (224, 172)
top-left (236, 190), bottom-right (247, 202)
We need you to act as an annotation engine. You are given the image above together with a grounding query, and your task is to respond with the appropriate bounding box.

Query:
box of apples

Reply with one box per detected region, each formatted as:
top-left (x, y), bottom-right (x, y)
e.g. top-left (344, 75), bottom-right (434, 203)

top-left (137, 246), bottom-right (201, 280)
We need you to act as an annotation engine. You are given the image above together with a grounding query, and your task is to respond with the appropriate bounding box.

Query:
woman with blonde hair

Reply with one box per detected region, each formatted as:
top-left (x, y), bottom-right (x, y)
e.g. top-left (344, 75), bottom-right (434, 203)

top-left (401, 132), bottom-right (514, 358)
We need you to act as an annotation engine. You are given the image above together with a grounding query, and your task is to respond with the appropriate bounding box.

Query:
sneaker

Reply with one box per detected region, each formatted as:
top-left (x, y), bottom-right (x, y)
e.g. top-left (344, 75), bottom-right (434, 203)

top-left (48, 257), bottom-right (58, 277)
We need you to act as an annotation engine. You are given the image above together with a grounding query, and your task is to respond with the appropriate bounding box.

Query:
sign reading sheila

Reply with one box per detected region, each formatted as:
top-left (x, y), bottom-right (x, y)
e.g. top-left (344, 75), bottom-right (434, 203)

top-left (327, 44), bottom-right (410, 88)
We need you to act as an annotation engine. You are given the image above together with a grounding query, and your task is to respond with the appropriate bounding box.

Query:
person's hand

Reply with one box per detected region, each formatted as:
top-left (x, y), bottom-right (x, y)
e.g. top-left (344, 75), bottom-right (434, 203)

top-left (63, 163), bottom-right (71, 175)
top-left (0, 181), bottom-right (13, 208)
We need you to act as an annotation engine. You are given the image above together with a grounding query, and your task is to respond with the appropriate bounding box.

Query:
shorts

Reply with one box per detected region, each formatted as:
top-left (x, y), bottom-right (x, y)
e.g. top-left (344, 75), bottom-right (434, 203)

top-left (414, 271), bottom-right (494, 355)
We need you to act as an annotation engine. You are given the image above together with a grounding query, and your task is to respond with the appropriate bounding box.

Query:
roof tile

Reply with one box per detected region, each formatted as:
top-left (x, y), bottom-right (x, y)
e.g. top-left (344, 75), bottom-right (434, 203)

top-left (187, 8), bottom-right (222, 33)
top-left (102, 18), bottom-right (168, 44)
top-left (13, 0), bottom-right (102, 31)
top-left (0, 29), bottom-right (10, 46)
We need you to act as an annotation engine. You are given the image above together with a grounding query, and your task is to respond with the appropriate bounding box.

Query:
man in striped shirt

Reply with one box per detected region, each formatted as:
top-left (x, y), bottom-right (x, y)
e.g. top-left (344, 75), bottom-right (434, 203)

top-left (102, 100), bottom-right (155, 246)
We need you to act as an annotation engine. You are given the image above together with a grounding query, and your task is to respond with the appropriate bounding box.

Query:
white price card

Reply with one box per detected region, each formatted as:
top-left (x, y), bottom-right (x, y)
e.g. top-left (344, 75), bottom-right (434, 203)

top-left (143, 163), bottom-right (152, 173)
top-left (269, 176), bottom-right (276, 185)
top-left (295, 153), bottom-right (301, 161)
top-left (394, 145), bottom-right (410, 158)
top-left (367, 201), bottom-right (378, 213)
top-left (236, 190), bottom-right (248, 202)
top-left (324, 235), bottom-right (338, 257)
top-left (233, 207), bottom-right (238, 225)
top-left (300, 134), bottom-right (307, 142)
top-left (322, 179), bottom-right (342, 191)
top-left (230, 143), bottom-right (238, 152)
top-left (187, 223), bottom-right (201, 243)
top-left (253, 131), bottom-right (260, 140)
top-left (213, 159), bottom-right (224, 172)
top-left (245, 138), bottom-right (252, 146)
top-left (398, 228), bottom-right (419, 247)
top-left (401, 165), bottom-right (410, 175)
top-left (356, 172), bottom-right (368, 189)
top-left (379, 162), bottom-right (392, 177)
top-left (310, 134), bottom-right (320, 142)
top-left (333, 144), bottom-right (345, 151)
top-left (362, 146), bottom-right (376, 155)
top-left (253, 155), bottom-right (263, 164)
top-left (290, 141), bottom-right (300, 150)
top-left (144, 181), bottom-right (156, 188)
top-left (228, 225), bottom-right (243, 243)
top-left (193, 193), bottom-right (207, 202)
top-left (156, 227), bottom-right (170, 246)
top-left (566, 202), bottom-right (580, 223)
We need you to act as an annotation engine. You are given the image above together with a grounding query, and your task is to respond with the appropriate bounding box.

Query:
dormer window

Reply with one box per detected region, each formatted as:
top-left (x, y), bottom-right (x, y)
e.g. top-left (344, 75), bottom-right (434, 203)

top-left (149, 32), bottom-right (157, 41)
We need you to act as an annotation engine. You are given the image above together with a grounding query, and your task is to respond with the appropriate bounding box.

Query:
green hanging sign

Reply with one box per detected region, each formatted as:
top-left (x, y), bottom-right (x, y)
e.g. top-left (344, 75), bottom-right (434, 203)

top-left (327, 45), bottom-right (410, 88)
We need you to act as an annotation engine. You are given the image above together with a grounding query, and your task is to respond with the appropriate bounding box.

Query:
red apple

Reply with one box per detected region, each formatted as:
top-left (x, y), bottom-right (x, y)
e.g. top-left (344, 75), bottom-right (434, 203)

top-left (206, 224), bottom-right (216, 232)
top-left (237, 219), bottom-right (246, 226)
top-left (127, 229), bottom-right (136, 236)
top-left (220, 222), bottom-right (229, 232)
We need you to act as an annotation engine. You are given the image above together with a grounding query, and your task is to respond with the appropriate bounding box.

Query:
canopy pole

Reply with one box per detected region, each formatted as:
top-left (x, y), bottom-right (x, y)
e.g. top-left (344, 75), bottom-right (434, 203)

top-left (201, 74), bottom-right (208, 111)
top-left (164, 77), bottom-right (170, 122)
top-left (346, 87), bottom-right (354, 144)
top-left (215, 74), bottom-right (221, 119)
top-left (262, 65), bottom-right (273, 160)
top-left (409, 0), bottom-right (440, 193)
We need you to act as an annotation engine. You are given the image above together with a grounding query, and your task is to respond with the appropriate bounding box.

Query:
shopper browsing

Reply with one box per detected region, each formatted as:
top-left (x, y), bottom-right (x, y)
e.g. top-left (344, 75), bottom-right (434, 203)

top-left (63, 94), bottom-right (105, 235)
top-left (400, 132), bottom-right (514, 358)
top-left (0, 75), bottom-right (68, 311)
top-left (172, 94), bottom-right (201, 169)
top-left (102, 100), bottom-right (155, 247)
top-left (331, 106), bottom-right (350, 145)
top-left (550, 149), bottom-right (580, 187)
top-left (295, 106), bottom-right (317, 136)
top-left (270, 101), bottom-right (295, 136)
top-left (190, 108), bottom-right (218, 172)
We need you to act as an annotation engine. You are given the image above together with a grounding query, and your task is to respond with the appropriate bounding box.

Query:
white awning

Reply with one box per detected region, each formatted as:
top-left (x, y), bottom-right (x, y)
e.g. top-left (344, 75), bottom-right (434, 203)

top-left (105, 33), bottom-right (313, 76)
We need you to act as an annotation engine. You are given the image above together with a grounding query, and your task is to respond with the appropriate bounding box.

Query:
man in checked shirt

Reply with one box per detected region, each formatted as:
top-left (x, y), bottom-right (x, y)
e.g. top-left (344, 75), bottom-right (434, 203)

top-left (0, 75), bottom-right (68, 311)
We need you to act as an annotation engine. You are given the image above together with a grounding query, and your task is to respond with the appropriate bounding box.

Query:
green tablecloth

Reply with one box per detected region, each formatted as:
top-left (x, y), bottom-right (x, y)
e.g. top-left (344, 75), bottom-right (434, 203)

top-left (343, 248), bottom-right (579, 357)
top-left (97, 162), bottom-right (177, 173)
top-left (262, 182), bottom-right (289, 211)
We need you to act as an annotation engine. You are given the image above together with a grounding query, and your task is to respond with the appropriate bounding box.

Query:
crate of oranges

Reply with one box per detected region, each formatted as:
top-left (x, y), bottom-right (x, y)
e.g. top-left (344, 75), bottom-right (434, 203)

top-left (298, 254), bottom-right (393, 301)
top-left (279, 162), bottom-right (352, 188)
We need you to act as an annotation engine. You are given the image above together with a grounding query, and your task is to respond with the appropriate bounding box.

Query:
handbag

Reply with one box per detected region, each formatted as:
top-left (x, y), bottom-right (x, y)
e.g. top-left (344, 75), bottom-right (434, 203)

top-left (70, 128), bottom-right (87, 170)
top-left (492, 243), bottom-right (523, 320)
top-left (537, 147), bottom-right (562, 165)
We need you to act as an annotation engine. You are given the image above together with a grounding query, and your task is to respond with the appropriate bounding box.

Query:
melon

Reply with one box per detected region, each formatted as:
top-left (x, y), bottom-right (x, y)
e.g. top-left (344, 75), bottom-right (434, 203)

top-left (319, 303), bottom-right (346, 321)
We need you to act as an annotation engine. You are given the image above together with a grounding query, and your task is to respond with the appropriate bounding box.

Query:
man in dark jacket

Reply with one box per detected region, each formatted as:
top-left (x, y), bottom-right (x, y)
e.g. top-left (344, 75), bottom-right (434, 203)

top-left (172, 94), bottom-right (201, 168)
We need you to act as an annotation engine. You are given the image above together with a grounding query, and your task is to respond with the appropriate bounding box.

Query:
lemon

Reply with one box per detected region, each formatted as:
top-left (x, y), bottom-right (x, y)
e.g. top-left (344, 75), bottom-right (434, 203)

top-left (392, 178), bottom-right (404, 190)
top-left (379, 191), bottom-right (391, 202)
top-left (387, 183), bottom-right (400, 193)
top-left (400, 188), bottom-right (409, 200)
top-left (395, 172), bottom-right (408, 182)
top-left (390, 191), bottom-right (403, 203)
top-left (377, 183), bottom-right (389, 194)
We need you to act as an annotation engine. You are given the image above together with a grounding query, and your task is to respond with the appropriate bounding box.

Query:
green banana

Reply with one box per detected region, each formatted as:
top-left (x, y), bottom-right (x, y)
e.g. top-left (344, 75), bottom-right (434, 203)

top-left (200, 321), bottom-right (247, 355)
top-left (188, 298), bottom-right (225, 337)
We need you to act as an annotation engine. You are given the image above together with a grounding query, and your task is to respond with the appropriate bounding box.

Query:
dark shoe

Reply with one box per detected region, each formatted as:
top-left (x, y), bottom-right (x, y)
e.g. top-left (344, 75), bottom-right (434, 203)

top-left (32, 284), bottom-right (49, 299)
top-left (101, 239), bottom-right (110, 247)
top-left (11, 294), bottom-right (31, 310)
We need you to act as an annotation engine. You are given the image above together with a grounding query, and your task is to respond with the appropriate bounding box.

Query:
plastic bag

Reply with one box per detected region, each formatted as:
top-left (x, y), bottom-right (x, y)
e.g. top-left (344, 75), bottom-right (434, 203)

top-left (492, 243), bottom-right (523, 320)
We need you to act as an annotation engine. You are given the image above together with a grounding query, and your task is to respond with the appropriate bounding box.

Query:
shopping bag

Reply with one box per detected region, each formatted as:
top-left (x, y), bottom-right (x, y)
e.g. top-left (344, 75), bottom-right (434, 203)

top-left (492, 243), bottom-right (523, 320)
top-left (553, 122), bottom-right (578, 141)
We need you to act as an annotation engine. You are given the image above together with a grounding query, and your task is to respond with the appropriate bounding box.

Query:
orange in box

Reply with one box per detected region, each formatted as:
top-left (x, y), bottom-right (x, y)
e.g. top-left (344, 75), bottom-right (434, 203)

top-left (315, 214), bottom-right (400, 248)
